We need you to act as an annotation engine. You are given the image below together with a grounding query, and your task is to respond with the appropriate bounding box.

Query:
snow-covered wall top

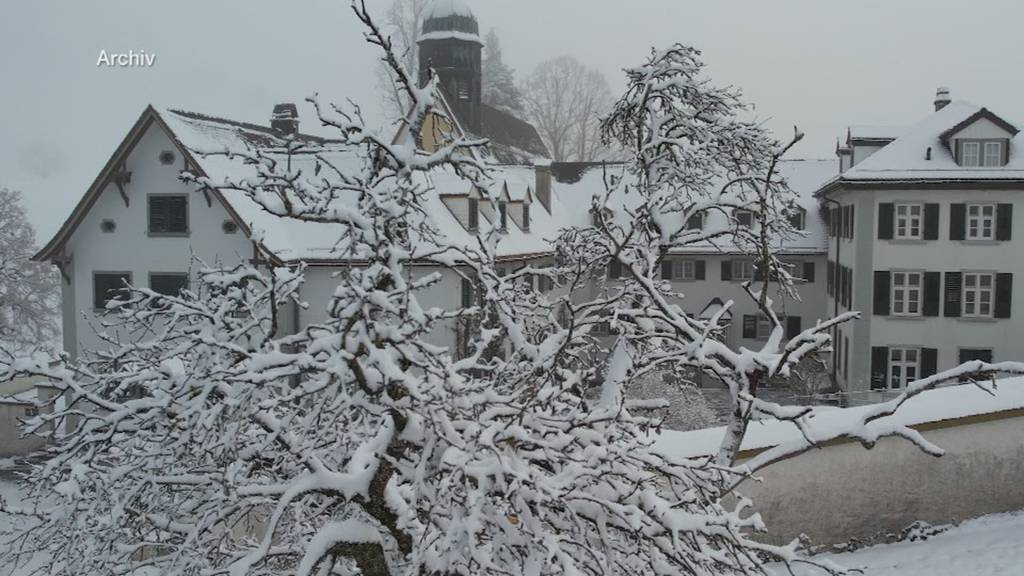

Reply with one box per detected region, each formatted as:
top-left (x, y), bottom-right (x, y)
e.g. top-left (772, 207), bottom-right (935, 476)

top-left (654, 379), bottom-right (1024, 460)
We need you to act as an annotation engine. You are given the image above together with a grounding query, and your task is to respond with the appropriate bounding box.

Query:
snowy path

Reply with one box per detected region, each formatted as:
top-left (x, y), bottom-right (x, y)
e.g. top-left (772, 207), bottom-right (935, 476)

top-left (771, 511), bottom-right (1024, 576)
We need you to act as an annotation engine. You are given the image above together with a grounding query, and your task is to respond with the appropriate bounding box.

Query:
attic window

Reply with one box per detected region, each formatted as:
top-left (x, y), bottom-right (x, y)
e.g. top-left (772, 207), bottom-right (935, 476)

top-left (499, 202), bottom-right (508, 231)
top-left (148, 195), bottom-right (188, 235)
top-left (522, 203), bottom-right (530, 231)
top-left (960, 140), bottom-right (1004, 167)
top-left (735, 209), bottom-right (754, 227)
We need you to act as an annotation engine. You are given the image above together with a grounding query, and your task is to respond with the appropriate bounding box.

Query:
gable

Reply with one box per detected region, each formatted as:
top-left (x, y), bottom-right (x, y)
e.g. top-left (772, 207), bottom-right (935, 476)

top-left (941, 108), bottom-right (1019, 143)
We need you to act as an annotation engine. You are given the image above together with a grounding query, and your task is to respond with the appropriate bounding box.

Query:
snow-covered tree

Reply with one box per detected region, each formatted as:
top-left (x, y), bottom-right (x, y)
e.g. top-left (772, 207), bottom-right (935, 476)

top-left (5, 7), bottom-right (1024, 576)
top-left (521, 55), bottom-right (615, 162)
top-left (0, 187), bottom-right (59, 353)
top-left (481, 28), bottom-right (524, 113)
top-left (375, 0), bottom-right (430, 118)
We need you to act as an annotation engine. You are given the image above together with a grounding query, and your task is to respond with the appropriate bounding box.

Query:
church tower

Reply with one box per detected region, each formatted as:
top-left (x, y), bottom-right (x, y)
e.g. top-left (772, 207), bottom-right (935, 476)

top-left (417, 0), bottom-right (483, 133)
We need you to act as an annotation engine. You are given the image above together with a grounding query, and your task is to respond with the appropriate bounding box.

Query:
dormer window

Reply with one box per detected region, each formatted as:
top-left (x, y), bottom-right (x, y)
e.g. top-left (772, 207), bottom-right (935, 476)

top-left (959, 140), bottom-right (1005, 167)
top-left (522, 203), bottom-right (530, 231)
top-left (787, 207), bottom-right (807, 231)
top-left (685, 212), bottom-right (703, 230)
top-left (468, 197), bottom-right (479, 231)
top-left (735, 209), bottom-right (754, 227)
top-left (499, 201), bottom-right (508, 231)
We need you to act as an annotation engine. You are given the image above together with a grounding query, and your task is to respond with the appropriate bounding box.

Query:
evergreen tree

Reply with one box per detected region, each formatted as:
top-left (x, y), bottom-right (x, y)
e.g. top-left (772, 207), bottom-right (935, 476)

top-left (481, 28), bottom-right (523, 113)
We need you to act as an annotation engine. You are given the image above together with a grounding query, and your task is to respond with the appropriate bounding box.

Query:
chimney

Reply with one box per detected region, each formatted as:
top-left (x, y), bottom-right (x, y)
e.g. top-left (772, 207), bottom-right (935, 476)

top-left (271, 103), bottom-right (299, 135)
top-left (534, 160), bottom-right (552, 213)
top-left (934, 87), bottom-right (951, 112)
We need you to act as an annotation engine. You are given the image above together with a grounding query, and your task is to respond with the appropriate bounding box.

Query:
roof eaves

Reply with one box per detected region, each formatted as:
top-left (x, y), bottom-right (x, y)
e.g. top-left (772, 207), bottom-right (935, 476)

top-left (939, 107), bottom-right (1020, 142)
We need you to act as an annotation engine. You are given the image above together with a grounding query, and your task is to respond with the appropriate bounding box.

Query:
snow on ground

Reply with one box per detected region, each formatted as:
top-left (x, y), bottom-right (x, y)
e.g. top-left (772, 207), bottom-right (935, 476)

top-left (769, 511), bottom-right (1024, 576)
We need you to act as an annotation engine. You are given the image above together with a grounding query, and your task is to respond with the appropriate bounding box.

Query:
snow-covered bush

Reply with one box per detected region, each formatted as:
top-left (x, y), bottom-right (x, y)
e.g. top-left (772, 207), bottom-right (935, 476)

top-left (3, 5), bottom-right (1024, 576)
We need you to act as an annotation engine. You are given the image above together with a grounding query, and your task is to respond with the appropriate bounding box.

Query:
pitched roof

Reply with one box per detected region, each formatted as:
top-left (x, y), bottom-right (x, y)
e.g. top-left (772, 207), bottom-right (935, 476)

top-left (939, 107), bottom-right (1019, 142)
top-left (821, 100), bottom-right (1024, 189)
top-left (477, 103), bottom-right (549, 164)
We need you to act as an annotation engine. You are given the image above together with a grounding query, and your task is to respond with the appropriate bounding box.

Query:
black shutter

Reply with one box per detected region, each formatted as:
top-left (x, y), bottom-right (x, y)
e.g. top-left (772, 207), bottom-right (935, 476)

top-left (871, 347), bottom-right (889, 390)
top-left (950, 204), bottom-right (966, 240)
top-left (460, 278), bottom-right (473, 308)
top-left (661, 259), bottom-right (673, 280)
top-left (827, 261), bottom-right (834, 295)
top-left (803, 261), bottom-right (815, 283)
top-left (786, 316), bottom-right (802, 339)
top-left (921, 348), bottom-right (938, 379)
top-left (873, 271), bottom-right (891, 316)
top-left (742, 315), bottom-right (757, 339)
top-left (845, 267), bottom-right (853, 308)
top-left (721, 260), bottom-right (732, 281)
top-left (878, 203), bottom-right (894, 239)
top-left (608, 259), bottom-right (622, 279)
top-left (996, 204), bottom-right (1013, 241)
top-left (695, 260), bottom-right (706, 280)
top-left (922, 272), bottom-right (941, 317)
top-left (995, 273), bottom-right (1013, 318)
top-left (849, 204), bottom-right (855, 238)
top-left (923, 203), bottom-right (939, 240)
top-left (944, 272), bottom-right (962, 317)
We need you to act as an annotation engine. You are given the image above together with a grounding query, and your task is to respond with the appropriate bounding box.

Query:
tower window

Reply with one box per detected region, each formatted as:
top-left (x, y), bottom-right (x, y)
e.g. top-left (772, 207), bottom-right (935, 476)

top-left (457, 80), bottom-right (470, 101)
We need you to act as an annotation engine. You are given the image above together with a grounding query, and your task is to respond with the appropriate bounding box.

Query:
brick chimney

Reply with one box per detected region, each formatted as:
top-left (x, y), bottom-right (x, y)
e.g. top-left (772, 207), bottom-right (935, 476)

top-left (534, 160), bottom-right (552, 213)
top-left (934, 87), bottom-right (951, 112)
top-left (271, 103), bottom-right (299, 135)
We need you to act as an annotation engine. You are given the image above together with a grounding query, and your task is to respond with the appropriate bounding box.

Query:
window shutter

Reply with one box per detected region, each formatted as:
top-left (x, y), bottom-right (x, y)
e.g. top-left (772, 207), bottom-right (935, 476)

top-left (950, 204), bottom-right (966, 240)
top-left (608, 259), bottom-right (622, 279)
top-left (921, 348), bottom-right (938, 379)
top-left (996, 204), bottom-right (1013, 241)
top-left (878, 203), bottom-right (894, 239)
top-left (873, 271), bottom-right (890, 316)
top-left (742, 315), bottom-right (757, 339)
top-left (845, 267), bottom-right (853, 308)
top-left (695, 260), bottom-right (706, 280)
top-left (786, 316), bottom-right (802, 340)
top-left (923, 203), bottom-right (940, 240)
top-left (827, 261), bottom-right (835, 296)
top-left (803, 261), bottom-right (815, 283)
top-left (871, 347), bottom-right (888, 390)
top-left (995, 273), bottom-right (1013, 318)
top-left (849, 204), bottom-right (855, 238)
top-left (721, 260), bottom-right (732, 281)
top-left (661, 259), bottom-right (673, 280)
top-left (460, 278), bottom-right (473, 308)
top-left (944, 272), bottom-right (962, 317)
top-left (754, 264), bottom-right (765, 282)
top-left (922, 272), bottom-right (941, 316)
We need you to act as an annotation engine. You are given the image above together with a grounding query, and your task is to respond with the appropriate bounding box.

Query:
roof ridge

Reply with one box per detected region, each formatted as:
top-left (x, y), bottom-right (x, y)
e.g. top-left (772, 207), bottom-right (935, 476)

top-left (166, 107), bottom-right (341, 144)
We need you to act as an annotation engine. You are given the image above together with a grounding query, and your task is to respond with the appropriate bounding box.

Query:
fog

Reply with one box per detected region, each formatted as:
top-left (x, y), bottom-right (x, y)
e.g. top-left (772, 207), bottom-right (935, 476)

top-left (3, 0), bottom-right (1022, 240)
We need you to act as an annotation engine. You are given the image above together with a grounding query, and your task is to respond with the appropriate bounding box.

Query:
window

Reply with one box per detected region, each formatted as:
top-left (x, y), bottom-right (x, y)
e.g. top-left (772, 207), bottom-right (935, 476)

top-left (148, 195), bottom-right (188, 235)
top-left (94, 272), bottom-right (132, 310)
top-left (732, 260), bottom-right (754, 281)
top-left (962, 272), bottom-right (994, 317)
top-left (150, 273), bottom-right (189, 298)
top-left (894, 203), bottom-right (922, 239)
top-left (468, 198), bottom-right (479, 231)
top-left (756, 314), bottom-right (772, 340)
top-left (966, 204), bottom-right (995, 240)
top-left (962, 142), bottom-right (980, 167)
top-left (787, 208), bottom-right (806, 231)
top-left (673, 259), bottom-right (695, 281)
top-left (891, 271), bottom-right (922, 316)
top-left (735, 210), bottom-right (754, 227)
top-left (522, 203), bottom-right (530, 231)
top-left (686, 212), bottom-right (704, 230)
top-left (983, 141), bottom-right (1003, 167)
top-left (499, 201), bottom-right (508, 231)
top-left (888, 347), bottom-right (919, 389)
top-left (24, 407), bottom-right (38, 417)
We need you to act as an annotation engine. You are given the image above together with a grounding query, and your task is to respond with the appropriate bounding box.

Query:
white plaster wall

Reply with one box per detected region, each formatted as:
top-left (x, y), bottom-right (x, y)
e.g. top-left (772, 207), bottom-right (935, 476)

top-left (948, 116), bottom-right (1013, 140)
top-left (64, 122), bottom-right (252, 357)
top-left (0, 402), bottom-right (45, 457)
top-left (737, 413), bottom-right (1024, 546)
top-left (870, 189), bottom-right (1024, 377)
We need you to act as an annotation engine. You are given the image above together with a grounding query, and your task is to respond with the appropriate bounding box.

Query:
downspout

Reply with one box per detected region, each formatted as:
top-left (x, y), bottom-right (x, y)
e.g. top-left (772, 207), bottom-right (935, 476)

top-left (820, 194), bottom-right (841, 388)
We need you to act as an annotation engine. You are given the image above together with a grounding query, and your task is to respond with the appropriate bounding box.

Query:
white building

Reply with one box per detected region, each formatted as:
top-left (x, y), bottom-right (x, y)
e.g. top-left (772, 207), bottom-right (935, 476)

top-left (819, 88), bottom-right (1023, 394)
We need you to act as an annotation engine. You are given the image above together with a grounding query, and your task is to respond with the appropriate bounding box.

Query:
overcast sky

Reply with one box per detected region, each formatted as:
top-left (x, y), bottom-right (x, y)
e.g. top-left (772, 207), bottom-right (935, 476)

top-left (3, 0), bottom-right (1023, 241)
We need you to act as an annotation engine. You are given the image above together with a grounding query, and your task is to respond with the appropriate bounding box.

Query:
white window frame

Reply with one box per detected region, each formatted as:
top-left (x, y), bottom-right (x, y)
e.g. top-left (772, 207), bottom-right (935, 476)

top-left (962, 272), bottom-right (994, 318)
top-left (891, 271), bottom-right (923, 316)
top-left (894, 203), bottom-right (923, 240)
top-left (962, 142), bottom-right (980, 167)
top-left (966, 204), bottom-right (996, 240)
top-left (732, 260), bottom-right (754, 281)
top-left (673, 259), bottom-right (696, 281)
top-left (983, 141), bottom-right (1003, 167)
top-left (888, 347), bottom-right (920, 389)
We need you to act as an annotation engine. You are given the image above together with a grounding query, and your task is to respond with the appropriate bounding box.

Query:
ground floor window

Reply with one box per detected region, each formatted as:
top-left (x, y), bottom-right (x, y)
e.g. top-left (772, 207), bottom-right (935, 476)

top-left (888, 347), bottom-right (919, 389)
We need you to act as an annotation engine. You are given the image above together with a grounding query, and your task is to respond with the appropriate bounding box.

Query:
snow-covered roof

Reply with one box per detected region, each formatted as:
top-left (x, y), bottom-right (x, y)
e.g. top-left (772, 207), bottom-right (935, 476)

top-left (654, 379), bottom-right (1024, 460)
top-left (828, 101), bottom-right (1024, 185)
top-left (847, 124), bottom-right (906, 142)
top-left (424, 0), bottom-right (475, 20)
top-left (417, 30), bottom-right (483, 45)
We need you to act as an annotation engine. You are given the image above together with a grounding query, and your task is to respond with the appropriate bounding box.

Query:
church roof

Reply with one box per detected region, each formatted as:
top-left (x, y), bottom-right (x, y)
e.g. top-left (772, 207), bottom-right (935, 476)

top-left (420, 0), bottom-right (480, 43)
top-left (478, 103), bottom-right (550, 164)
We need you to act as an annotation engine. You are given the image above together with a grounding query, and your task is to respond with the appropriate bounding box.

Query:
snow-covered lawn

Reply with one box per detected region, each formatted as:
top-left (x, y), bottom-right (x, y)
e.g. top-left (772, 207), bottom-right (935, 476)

top-left (771, 511), bottom-right (1024, 576)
